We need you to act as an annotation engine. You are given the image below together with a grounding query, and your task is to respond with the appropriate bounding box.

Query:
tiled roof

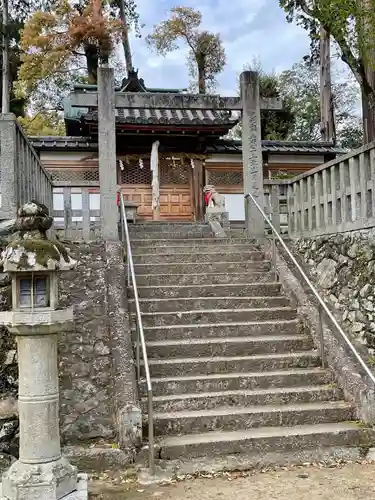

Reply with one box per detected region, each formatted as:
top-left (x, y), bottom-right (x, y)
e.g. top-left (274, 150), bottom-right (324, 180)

top-left (206, 139), bottom-right (345, 155)
top-left (30, 136), bottom-right (98, 150)
top-left (82, 109), bottom-right (240, 127)
top-left (29, 136), bottom-right (344, 155)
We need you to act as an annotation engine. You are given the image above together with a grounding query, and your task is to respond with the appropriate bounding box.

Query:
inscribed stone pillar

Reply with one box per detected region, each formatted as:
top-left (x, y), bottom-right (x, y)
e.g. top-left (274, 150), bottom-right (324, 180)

top-left (240, 71), bottom-right (264, 240)
top-left (98, 65), bottom-right (119, 240)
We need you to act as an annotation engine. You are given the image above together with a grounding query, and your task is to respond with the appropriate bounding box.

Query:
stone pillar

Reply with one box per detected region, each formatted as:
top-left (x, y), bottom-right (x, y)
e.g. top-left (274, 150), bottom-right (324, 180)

top-left (1, 319), bottom-right (79, 500)
top-left (98, 66), bottom-right (119, 241)
top-left (240, 71), bottom-right (264, 240)
top-left (0, 201), bottom-right (87, 500)
top-left (18, 332), bottom-right (61, 464)
top-left (0, 114), bottom-right (17, 220)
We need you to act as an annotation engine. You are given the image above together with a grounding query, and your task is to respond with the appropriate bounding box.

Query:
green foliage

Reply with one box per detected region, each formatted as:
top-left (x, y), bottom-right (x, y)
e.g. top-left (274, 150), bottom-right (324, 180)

top-left (6, 0), bottom-right (139, 116)
top-left (271, 170), bottom-right (297, 179)
top-left (146, 6), bottom-right (226, 93)
top-left (0, 15), bottom-right (27, 115)
top-left (232, 60), bottom-right (296, 140)
top-left (231, 58), bottom-right (362, 147)
top-left (339, 123), bottom-right (363, 150)
top-left (18, 111), bottom-right (65, 136)
top-left (279, 0), bottom-right (375, 113)
top-left (279, 60), bottom-right (362, 147)
top-left (17, 0), bottom-right (122, 103)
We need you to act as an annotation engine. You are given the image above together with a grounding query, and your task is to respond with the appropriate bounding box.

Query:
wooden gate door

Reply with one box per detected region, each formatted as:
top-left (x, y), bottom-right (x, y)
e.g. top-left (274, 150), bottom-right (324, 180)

top-left (119, 159), bottom-right (153, 219)
top-left (159, 158), bottom-right (192, 221)
top-left (119, 158), bottom-right (192, 221)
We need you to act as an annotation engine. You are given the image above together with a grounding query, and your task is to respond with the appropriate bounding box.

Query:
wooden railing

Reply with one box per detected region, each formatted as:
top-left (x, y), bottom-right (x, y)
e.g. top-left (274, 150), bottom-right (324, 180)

top-left (264, 179), bottom-right (289, 235)
top-left (4, 113), bottom-right (373, 240)
top-left (0, 114), bottom-right (53, 219)
top-left (288, 141), bottom-right (375, 237)
top-left (53, 187), bottom-right (101, 240)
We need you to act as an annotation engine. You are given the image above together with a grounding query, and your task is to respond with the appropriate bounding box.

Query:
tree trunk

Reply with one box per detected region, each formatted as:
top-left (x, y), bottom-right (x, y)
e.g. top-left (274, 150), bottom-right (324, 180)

top-left (362, 83), bottom-right (375, 143)
top-left (1, 0), bottom-right (10, 113)
top-left (359, 0), bottom-right (375, 143)
top-left (197, 61), bottom-right (206, 94)
top-left (319, 26), bottom-right (335, 143)
top-left (84, 43), bottom-right (99, 84)
top-left (118, 0), bottom-right (133, 76)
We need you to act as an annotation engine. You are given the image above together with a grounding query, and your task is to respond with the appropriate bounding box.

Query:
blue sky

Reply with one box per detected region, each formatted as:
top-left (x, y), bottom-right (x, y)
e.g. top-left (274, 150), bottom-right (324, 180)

top-left (126, 0), bottom-right (311, 94)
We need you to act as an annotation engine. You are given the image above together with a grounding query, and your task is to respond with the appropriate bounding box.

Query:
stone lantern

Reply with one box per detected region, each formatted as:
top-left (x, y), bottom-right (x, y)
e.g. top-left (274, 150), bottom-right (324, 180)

top-left (0, 202), bottom-right (87, 500)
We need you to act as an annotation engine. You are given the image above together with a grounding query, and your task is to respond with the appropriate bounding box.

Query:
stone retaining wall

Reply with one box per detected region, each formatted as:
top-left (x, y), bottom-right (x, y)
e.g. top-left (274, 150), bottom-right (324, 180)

top-left (294, 230), bottom-right (375, 353)
top-left (59, 241), bottom-right (139, 454)
top-left (59, 242), bottom-right (116, 443)
top-left (0, 239), bottom-right (139, 473)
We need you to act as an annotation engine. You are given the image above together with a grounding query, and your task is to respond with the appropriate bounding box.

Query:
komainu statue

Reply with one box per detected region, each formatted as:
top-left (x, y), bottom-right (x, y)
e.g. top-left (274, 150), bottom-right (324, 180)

top-left (203, 185), bottom-right (229, 238)
top-left (203, 185), bottom-right (226, 210)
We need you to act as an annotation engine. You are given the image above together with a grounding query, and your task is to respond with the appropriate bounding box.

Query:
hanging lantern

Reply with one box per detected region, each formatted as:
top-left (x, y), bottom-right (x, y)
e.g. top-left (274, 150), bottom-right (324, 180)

top-left (139, 158), bottom-right (144, 170)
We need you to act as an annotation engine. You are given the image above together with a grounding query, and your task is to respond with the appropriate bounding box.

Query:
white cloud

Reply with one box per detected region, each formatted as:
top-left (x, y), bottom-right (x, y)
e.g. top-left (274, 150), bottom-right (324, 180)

top-left (125, 0), bottom-right (311, 94)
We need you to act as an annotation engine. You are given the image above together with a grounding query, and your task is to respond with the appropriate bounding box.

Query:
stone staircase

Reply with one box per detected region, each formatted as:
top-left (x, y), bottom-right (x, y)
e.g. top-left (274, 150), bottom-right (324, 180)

top-left (128, 222), bottom-right (373, 469)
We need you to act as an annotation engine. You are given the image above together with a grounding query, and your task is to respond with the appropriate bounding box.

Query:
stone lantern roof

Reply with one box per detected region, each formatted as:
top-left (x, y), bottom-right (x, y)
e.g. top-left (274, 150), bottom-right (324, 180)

top-left (1, 201), bottom-right (76, 273)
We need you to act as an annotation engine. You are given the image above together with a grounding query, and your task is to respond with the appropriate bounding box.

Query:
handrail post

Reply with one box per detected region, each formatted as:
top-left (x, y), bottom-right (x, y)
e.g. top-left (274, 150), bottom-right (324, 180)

top-left (317, 305), bottom-right (326, 369)
top-left (271, 231), bottom-right (278, 282)
top-left (148, 391), bottom-right (155, 474)
top-left (136, 324), bottom-right (141, 382)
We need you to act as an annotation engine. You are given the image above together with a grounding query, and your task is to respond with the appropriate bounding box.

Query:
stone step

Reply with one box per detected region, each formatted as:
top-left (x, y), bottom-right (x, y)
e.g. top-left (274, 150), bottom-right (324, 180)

top-left (130, 237), bottom-right (258, 247)
top-left (142, 351), bottom-right (320, 377)
top-left (137, 307), bottom-right (297, 327)
top-left (139, 319), bottom-right (302, 341)
top-left (129, 230), bottom-right (213, 239)
top-left (133, 251), bottom-right (265, 264)
top-left (133, 260), bottom-right (271, 275)
top-left (141, 385), bottom-right (343, 413)
top-left (135, 272), bottom-right (275, 286)
top-left (130, 223), bottom-right (209, 232)
top-left (131, 296), bottom-right (290, 314)
top-left (129, 232), bottom-right (248, 240)
top-left (131, 243), bottom-right (261, 254)
top-left (133, 283), bottom-right (282, 299)
top-left (156, 423), bottom-right (372, 460)
top-left (147, 401), bottom-right (353, 437)
top-left (140, 368), bottom-right (333, 396)
top-left (145, 335), bottom-right (313, 359)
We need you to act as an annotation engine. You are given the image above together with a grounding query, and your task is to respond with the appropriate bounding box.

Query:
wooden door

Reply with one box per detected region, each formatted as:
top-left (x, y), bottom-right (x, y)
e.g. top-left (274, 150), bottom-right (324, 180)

top-left (119, 157), bottom-right (193, 221)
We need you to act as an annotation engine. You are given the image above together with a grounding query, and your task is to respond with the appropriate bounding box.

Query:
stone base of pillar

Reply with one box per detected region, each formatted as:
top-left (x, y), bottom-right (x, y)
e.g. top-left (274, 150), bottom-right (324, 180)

top-left (205, 209), bottom-right (230, 238)
top-left (0, 458), bottom-right (87, 500)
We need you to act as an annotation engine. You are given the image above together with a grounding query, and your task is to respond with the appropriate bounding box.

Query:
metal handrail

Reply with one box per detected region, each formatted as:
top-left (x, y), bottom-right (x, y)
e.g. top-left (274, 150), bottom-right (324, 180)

top-left (120, 194), bottom-right (155, 474)
top-left (245, 192), bottom-right (375, 387)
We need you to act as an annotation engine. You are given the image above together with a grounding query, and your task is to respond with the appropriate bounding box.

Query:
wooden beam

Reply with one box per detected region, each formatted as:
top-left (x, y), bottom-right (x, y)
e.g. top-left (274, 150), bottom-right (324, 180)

top-left (192, 159), bottom-right (204, 221)
top-left (69, 91), bottom-right (282, 111)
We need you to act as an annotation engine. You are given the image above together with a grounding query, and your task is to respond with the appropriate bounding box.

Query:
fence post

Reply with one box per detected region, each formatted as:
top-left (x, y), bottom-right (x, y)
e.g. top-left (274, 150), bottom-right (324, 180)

top-left (0, 114), bottom-right (18, 219)
top-left (82, 188), bottom-right (91, 241)
top-left (63, 187), bottom-right (72, 239)
top-left (270, 184), bottom-right (281, 234)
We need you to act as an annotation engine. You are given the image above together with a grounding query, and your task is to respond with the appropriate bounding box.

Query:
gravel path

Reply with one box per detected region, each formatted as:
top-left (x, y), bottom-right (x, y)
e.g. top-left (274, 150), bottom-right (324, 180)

top-left (89, 462), bottom-right (375, 500)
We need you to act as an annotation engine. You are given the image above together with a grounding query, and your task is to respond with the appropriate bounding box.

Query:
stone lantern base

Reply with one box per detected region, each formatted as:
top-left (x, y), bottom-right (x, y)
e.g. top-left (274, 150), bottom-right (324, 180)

top-left (0, 459), bottom-right (88, 500)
